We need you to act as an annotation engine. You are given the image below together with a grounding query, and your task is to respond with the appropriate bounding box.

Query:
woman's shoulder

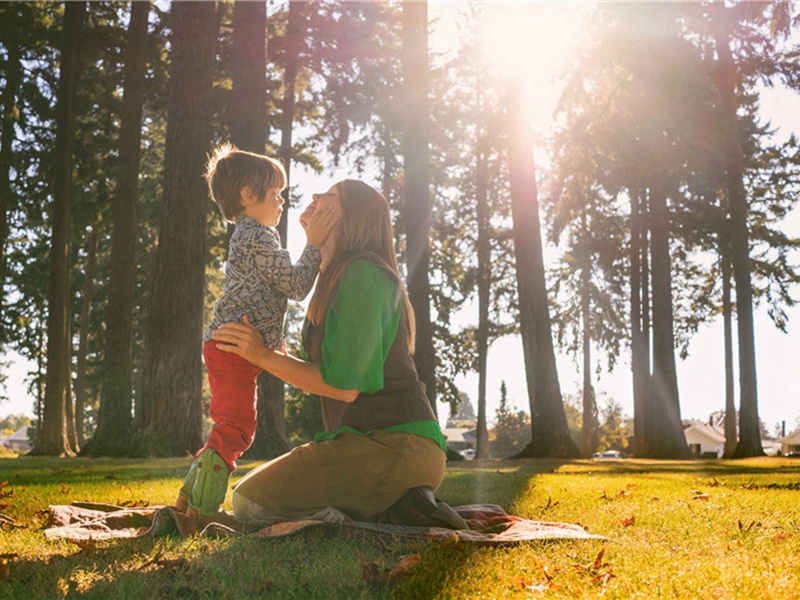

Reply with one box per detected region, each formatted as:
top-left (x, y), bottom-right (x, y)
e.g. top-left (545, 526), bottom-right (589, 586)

top-left (341, 259), bottom-right (393, 286)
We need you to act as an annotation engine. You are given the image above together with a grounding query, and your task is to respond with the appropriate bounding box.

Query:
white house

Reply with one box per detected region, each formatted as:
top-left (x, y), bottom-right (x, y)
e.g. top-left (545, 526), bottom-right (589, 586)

top-left (683, 420), bottom-right (726, 458)
top-left (5, 426), bottom-right (32, 452)
top-left (779, 430), bottom-right (800, 455)
top-left (441, 428), bottom-right (476, 453)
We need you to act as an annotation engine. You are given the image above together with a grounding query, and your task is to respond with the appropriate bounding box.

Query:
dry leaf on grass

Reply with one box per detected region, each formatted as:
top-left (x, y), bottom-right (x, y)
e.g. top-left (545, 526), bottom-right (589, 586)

top-left (59, 483), bottom-right (71, 495)
top-left (387, 553), bottom-right (422, 583)
top-left (692, 493), bottom-right (710, 501)
top-left (0, 513), bottom-right (26, 529)
top-left (773, 532), bottom-right (792, 543)
top-left (619, 515), bottom-right (635, 527)
top-left (543, 496), bottom-right (560, 510)
top-left (360, 552), bottom-right (422, 587)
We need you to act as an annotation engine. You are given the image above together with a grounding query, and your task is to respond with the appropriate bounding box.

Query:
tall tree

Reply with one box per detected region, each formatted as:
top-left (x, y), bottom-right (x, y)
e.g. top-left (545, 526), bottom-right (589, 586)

top-left (0, 8), bottom-right (23, 330)
top-left (506, 85), bottom-right (579, 459)
top-left (713, 10), bottom-right (763, 458)
top-left (73, 227), bottom-right (98, 448)
top-left (34, 1), bottom-right (86, 456)
top-left (228, 0), bottom-right (291, 460)
top-left (400, 0), bottom-right (436, 415)
top-left (646, 182), bottom-right (689, 458)
top-left (140, 2), bottom-right (216, 456)
top-left (84, 0), bottom-right (150, 456)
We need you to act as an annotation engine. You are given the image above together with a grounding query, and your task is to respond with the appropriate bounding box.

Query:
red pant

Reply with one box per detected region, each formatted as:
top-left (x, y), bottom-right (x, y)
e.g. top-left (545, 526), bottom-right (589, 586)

top-left (199, 340), bottom-right (262, 471)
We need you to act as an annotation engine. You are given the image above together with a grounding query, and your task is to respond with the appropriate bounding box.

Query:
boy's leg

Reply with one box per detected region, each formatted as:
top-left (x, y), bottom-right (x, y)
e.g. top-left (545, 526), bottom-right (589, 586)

top-left (202, 340), bottom-right (262, 470)
top-left (177, 341), bottom-right (260, 516)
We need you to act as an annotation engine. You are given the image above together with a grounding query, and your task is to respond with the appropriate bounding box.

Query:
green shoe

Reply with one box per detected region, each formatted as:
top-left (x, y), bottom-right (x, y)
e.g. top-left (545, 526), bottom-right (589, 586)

top-left (179, 456), bottom-right (201, 500)
top-left (188, 448), bottom-right (230, 517)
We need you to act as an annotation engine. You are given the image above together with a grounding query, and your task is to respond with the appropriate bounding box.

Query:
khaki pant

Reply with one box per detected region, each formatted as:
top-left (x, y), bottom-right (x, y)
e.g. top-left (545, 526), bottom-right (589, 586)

top-left (231, 431), bottom-right (445, 522)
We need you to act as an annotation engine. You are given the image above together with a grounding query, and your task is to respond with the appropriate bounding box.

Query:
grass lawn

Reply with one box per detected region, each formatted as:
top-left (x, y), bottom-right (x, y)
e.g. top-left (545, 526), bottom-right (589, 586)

top-left (0, 454), bottom-right (798, 598)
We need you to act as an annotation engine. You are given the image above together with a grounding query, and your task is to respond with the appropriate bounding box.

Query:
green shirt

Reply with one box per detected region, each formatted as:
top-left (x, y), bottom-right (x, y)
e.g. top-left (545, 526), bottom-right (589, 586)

top-left (312, 260), bottom-right (446, 452)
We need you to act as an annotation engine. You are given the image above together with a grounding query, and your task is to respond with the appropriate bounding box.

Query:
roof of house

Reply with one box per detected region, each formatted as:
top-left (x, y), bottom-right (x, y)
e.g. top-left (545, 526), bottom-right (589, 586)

top-left (683, 420), bottom-right (726, 444)
top-left (779, 429), bottom-right (800, 444)
top-left (441, 428), bottom-right (476, 443)
top-left (7, 426), bottom-right (30, 441)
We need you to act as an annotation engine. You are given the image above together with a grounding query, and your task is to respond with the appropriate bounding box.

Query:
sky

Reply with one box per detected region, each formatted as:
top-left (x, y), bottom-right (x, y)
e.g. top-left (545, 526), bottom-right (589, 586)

top-left (2, 2), bottom-right (799, 436)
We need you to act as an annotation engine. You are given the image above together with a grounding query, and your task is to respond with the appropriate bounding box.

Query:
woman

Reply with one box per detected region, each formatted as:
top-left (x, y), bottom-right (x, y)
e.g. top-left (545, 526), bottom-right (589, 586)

top-left (213, 179), bottom-right (446, 522)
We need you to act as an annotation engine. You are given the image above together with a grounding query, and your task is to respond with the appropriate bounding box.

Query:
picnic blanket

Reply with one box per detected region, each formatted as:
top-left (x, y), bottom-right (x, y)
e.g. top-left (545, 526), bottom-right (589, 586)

top-left (44, 502), bottom-right (602, 544)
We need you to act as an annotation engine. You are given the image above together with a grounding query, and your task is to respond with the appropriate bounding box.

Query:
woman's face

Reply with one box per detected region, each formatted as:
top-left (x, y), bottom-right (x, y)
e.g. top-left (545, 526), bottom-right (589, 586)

top-left (300, 186), bottom-right (342, 229)
top-left (301, 186), bottom-right (342, 265)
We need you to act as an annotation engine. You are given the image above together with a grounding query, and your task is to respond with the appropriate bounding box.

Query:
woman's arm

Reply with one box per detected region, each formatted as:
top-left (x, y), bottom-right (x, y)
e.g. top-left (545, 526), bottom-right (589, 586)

top-left (212, 317), bottom-right (359, 403)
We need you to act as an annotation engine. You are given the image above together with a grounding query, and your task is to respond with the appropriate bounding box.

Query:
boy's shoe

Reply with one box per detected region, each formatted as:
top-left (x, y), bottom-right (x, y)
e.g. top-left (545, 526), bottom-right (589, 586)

top-left (187, 447), bottom-right (230, 517)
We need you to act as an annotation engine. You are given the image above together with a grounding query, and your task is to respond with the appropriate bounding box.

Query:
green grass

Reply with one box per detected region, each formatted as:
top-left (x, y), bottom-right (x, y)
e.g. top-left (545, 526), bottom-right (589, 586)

top-left (1, 455), bottom-right (799, 598)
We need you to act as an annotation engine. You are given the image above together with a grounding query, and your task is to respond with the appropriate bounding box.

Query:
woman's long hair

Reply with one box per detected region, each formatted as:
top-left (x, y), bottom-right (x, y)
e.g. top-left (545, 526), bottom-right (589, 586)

top-left (306, 180), bottom-right (416, 352)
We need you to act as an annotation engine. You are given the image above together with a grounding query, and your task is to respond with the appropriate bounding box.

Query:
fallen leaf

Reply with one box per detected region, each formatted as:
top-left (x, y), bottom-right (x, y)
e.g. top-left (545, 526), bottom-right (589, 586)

top-left (260, 581), bottom-right (276, 593)
top-left (593, 545), bottom-right (607, 570)
top-left (387, 553), bottom-right (422, 583)
top-left (620, 515), bottom-right (635, 527)
top-left (60, 483), bottom-right (71, 495)
top-left (616, 489), bottom-right (631, 498)
top-left (360, 552), bottom-right (385, 587)
top-left (543, 496), bottom-right (560, 510)
top-left (738, 520), bottom-right (756, 533)
top-left (709, 478), bottom-right (721, 487)
top-left (692, 493), bottom-right (710, 501)
top-left (625, 483), bottom-right (637, 489)
top-left (773, 532), bottom-right (792, 542)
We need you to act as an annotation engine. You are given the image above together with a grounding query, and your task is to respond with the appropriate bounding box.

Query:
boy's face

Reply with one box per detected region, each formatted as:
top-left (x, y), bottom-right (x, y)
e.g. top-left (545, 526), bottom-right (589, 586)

top-left (242, 185), bottom-right (284, 227)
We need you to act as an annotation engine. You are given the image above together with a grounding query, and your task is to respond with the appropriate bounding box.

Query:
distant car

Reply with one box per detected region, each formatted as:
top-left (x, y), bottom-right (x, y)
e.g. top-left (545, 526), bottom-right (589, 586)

top-left (592, 450), bottom-right (622, 460)
top-left (460, 448), bottom-right (476, 460)
top-left (786, 451), bottom-right (800, 458)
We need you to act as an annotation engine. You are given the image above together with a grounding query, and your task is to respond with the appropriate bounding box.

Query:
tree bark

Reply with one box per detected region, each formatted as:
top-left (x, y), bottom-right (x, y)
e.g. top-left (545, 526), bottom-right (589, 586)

top-left (721, 234), bottom-right (737, 458)
top-left (475, 137), bottom-right (490, 459)
top-left (140, 2), bottom-right (216, 457)
top-left (646, 182), bottom-right (689, 458)
top-left (74, 228), bottom-right (99, 449)
top-left (580, 214), bottom-right (596, 457)
top-left (506, 85), bottom-right (579, 459)
top-left (714, 17), bottom-right (764, 458)
top-left (401, 0), bottom-right (437, 416)
top-left (85, 0), bottom-right (149, 456)
top-left (0, 38), bottom-right (21, 333)
top-left (230, 0), bottom-right (291, 459)
top-left (630, 190), bottom-right (649, 456)
top-left (33, 1), bottom-right (86, 457)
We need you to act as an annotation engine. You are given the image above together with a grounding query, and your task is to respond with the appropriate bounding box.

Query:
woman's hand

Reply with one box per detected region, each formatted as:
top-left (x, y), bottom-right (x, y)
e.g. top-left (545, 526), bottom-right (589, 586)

top-left (213, 315), bottom-right (268, 365)
top-left (305, 206), bottom-right (338, 249)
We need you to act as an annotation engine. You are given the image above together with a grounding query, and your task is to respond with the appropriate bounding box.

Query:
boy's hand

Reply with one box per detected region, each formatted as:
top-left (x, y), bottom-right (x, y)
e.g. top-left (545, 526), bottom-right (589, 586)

top-left (305, 206), bottom-right (338, 248)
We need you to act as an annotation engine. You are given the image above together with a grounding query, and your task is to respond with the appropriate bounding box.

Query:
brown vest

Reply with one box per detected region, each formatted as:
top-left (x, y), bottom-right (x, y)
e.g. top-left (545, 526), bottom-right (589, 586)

top-left (304, 306), bottom-right (436, 433)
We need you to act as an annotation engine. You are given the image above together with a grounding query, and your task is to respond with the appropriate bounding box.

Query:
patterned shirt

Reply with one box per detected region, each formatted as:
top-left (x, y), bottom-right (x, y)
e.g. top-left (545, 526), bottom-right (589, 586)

top-left (204, 215), bottom-right (322, 349)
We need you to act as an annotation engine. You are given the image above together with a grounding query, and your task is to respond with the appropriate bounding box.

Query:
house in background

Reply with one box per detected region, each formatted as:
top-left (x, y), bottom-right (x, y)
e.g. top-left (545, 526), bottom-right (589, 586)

top-left (4, 426), bottom-right (32, 452)
top-left (683, 420), bottom-right (725, 458)
top-left (442, 428), bottom-right (476, 454)
top-left (779, 430), bottom-right (800, 455)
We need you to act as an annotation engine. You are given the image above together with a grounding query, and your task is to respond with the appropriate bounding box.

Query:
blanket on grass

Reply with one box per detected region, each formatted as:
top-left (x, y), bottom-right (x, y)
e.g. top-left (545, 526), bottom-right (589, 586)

top-left (44, 502), bottom-right (602, 544)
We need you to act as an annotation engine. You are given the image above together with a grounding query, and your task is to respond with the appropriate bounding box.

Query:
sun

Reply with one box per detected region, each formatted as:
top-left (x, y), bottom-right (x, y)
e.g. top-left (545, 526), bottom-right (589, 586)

top-left (476, 2), bottom-right (589, 135)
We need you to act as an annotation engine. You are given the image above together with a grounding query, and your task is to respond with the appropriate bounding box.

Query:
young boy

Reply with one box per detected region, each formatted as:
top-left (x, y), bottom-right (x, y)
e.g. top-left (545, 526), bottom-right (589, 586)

top-left (176, 144), bottom-right (333, 522)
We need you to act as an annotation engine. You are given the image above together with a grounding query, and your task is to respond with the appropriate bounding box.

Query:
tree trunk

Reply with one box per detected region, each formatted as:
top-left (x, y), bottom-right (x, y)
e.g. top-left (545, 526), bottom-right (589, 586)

top-left (714, 19), bottom-right (763, 458)
top-left (231, 0), bottom-right (291, 459)
top-left (275, 0), bottom-right (304, 245)
top-left (33, 1), bottom-right (86, 457)
top-left (646, 183), bottom-right (689, 458)
top-left (85, 1), bottom-right (149, 456)
top-left (401, 0), bottom-right (437, 416)
top-left (630, 190), bottom-right (649, 456)
top-left (721, 235), bottom-right (737, 458)
top-left (475, 137), bottom-right (490, 459)
top-left (140, 2), bottom-right (216, 457)
top-left (506, 85), bottom-right (579, 459)
top-left (0, 39), bottom-right (21, 334)
top-left (580, 214), bottom-right (596, 457)
top-left (74, 228), bottom-right (99, 448)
